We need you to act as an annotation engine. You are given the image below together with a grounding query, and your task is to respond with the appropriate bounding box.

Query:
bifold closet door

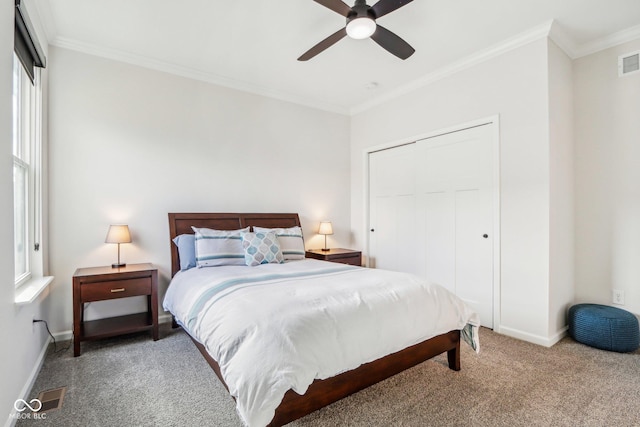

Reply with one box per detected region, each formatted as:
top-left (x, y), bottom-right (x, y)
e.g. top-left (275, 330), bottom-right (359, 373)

top-left (368, 124), bottom-right (495, 328)
top-left (368, 143), bottom-right (418, 275)
top-left (415, 124), bottom-right (494, 328)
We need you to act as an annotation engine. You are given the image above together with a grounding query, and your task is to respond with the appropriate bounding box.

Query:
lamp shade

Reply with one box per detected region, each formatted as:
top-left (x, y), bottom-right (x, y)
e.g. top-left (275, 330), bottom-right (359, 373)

top-left (318, 221), bottom-right (333, 236)
top-left (105, 225), bottom-right (131, 244)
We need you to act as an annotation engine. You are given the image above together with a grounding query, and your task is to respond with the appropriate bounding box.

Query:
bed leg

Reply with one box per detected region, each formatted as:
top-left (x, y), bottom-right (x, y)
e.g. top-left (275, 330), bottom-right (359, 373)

top-left (171, 316), bottom-right (179, 329)
top-left (447, 339), bottom-right (461, 371)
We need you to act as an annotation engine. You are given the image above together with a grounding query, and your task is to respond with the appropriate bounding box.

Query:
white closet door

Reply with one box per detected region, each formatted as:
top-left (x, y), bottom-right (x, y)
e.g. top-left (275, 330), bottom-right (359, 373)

top-left (368, 143), bottom-right (418, 274)
top-left (416, 124), bottom-right (494, 328)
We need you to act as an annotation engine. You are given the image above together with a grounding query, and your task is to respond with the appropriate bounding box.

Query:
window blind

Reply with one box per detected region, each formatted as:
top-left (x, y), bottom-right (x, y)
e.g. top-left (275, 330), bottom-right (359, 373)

top-left (14, 0), bottom-right (46, 83)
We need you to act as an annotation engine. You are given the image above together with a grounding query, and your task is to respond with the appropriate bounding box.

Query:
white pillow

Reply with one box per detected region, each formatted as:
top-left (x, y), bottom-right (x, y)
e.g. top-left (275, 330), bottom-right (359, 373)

top-left (241, 231), bottom-right (284, 266)
top-left (192, 226), bottom-right (250, 267)
top-left (253, 226), bottom-right (305, 260)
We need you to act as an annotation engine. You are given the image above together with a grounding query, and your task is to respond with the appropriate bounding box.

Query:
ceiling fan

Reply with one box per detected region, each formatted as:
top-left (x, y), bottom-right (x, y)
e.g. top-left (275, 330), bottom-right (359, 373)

top-left (298, 0), bottom-right (415, 61)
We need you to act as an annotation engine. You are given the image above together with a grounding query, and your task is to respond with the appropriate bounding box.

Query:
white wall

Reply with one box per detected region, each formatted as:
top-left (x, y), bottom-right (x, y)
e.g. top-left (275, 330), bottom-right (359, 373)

top-left (547, 39), bottom-right (575, 338)
top-left (574, 38), bottom-right (640, 314)
top-left (1, 1), bottom-right (53, 425)
top-left (351, 38), bottom-right (568, 345)
top-left (46, 47), bottom-right (351, 332)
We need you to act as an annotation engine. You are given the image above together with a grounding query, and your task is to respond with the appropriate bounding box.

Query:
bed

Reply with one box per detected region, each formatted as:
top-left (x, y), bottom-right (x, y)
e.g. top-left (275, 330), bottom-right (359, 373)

top-left (164, 212), bottom-right (479, 427)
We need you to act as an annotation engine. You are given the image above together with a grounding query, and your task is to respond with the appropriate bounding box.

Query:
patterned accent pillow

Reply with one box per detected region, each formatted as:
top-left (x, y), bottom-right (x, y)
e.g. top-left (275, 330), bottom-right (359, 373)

top-left (192, 226), bottom-right (250, 267)
top-left (253, 226), bottom-right (305, 260)
top-left (241, 231), bottom-right (284, 266)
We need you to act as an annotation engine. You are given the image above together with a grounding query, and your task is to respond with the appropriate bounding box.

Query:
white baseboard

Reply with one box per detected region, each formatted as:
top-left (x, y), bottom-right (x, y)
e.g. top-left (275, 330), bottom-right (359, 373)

top-left (498, 325), bottom-right (568, 347)
top-left (4, 336), bottom-right (51, 427)
top-left (547, 327), bottom-right (569, 346)
top-left (53, 329), bottom-right (72, 341)
top-left (159, 313), bottom-right (173, 324)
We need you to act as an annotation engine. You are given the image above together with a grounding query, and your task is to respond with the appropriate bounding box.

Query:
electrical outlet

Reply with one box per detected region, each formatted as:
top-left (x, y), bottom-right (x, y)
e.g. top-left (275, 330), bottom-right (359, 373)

top-left (612, 289), bottom-right (625, 305)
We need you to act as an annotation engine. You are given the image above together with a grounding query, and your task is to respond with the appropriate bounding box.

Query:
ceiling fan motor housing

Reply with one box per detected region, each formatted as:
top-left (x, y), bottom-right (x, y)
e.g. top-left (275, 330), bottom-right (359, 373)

top-left (347, 0), bottom-right (376, 24)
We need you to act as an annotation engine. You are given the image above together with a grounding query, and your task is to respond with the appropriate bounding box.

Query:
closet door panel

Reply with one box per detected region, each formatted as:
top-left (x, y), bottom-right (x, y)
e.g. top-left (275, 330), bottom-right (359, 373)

top-left (416, 124), bottom-right (494, 328)
top-left (368, 144), bottom-right (416, 271)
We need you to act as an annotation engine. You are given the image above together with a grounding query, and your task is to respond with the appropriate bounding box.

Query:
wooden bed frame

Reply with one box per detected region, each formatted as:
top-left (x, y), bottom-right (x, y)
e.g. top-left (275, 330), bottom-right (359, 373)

top-left (168, 212), bottom-right (461, 426)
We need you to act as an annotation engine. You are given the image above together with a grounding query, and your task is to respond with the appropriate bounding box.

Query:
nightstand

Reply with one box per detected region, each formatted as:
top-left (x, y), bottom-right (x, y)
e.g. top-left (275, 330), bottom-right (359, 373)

top-left (305, 248), bottom-right (362, 266)
top-left (72, 263), bottom-right (158, 356)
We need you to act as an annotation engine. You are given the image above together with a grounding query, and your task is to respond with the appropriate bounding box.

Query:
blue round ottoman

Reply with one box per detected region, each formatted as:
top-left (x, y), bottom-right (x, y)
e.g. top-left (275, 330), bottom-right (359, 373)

top-left (568, 304), bottom-right (640, 352)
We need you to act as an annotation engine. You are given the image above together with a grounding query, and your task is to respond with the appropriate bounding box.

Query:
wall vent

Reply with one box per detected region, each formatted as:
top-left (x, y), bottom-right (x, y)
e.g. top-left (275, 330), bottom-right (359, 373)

top-left (619, 51), bottom-right (639, 77)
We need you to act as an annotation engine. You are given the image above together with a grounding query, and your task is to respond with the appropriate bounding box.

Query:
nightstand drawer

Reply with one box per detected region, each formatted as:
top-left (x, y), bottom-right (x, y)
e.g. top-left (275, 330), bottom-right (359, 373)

top-left (81, 277), bottom-right (151, 302)
top-left (305, 248), bottom-right (362, 266)
top-left (332, 254), bottom-right (361, 266)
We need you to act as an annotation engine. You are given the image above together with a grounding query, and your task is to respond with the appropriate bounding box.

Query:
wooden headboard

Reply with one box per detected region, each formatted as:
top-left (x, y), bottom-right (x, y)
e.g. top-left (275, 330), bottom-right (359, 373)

top-left (168, 213), bottom-right (302, 277)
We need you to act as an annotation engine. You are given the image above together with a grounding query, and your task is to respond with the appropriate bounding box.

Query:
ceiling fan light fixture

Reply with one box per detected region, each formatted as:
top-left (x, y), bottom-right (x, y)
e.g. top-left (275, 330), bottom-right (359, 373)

top-left (346, 17), bottom-right (376, 39)
top-left (298, 0), bottom-right (415, 61)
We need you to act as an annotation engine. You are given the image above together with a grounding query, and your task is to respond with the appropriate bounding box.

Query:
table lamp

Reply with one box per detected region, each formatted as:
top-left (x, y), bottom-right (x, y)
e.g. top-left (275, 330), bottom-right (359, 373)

top-left (318, 221), bottom-right (333, 251)
top-left (105, 224), bottom-right (131, 268)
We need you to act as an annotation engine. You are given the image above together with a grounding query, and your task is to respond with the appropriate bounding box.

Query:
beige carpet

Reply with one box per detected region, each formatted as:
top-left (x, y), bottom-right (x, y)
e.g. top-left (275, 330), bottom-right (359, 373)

top-left (18, 324), bottom-right (640, 426)
top-left (294, 328), bottom-right (640, 427)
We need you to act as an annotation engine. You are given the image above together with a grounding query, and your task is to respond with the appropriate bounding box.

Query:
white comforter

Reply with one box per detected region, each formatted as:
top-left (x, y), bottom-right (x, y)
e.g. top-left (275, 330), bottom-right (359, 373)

top-left (163, 259), bottom-right (480, 427)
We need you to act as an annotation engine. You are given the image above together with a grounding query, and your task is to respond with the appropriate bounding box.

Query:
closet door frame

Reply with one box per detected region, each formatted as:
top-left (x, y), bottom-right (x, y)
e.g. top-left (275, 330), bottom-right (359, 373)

top-left (363, 115), bottom-right (502, 331)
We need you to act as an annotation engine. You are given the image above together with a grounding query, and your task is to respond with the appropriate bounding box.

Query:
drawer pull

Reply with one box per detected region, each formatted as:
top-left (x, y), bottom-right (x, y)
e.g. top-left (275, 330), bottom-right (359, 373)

top-left (110, 288), bottom-right (126, 293)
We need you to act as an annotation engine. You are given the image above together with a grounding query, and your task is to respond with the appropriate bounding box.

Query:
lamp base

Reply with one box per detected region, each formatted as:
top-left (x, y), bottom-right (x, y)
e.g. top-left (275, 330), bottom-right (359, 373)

top-left (321, 248), bottom-right (330, 252)
top-left (111, 262), bottom-right (126, 268)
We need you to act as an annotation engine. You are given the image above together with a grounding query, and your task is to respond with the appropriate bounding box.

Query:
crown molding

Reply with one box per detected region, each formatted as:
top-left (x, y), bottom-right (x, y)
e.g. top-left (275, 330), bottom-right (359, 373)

top-left (351, 21), bottom-right (554, 115)
top-left (572, 24), bottom-right (640, 58)
top-left (50, 36), bottom-right (350, 116)
top-left (548, 20), bottom-right (578, 58)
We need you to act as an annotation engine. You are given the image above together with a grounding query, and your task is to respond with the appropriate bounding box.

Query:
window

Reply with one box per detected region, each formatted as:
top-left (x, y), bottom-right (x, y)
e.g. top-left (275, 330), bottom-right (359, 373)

top-left (12, 54), bottom-right (41, 286)
top-left (13, 0), bottom-right (45, 289)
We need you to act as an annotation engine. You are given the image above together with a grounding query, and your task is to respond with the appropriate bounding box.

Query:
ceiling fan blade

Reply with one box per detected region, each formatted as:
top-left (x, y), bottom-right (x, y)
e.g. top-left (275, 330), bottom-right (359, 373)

top-left (298, 28), bottom-right (348, 61)
top-left (371, 0), bottom-right (413, 19)
top-left (312, 0), bottom-right (352, 17)
top-left (370, 24), bottom-right (415, 59)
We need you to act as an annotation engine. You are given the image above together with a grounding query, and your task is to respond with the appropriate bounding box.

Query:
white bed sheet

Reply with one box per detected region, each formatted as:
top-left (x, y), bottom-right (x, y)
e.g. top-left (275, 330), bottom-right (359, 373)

top-left (163, 259), bottom-right (479, 427)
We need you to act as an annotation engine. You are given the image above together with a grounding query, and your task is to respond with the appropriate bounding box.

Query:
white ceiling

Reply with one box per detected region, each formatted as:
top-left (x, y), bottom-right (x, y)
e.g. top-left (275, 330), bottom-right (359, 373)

top-left (35, 0), bottom-right (640, 114)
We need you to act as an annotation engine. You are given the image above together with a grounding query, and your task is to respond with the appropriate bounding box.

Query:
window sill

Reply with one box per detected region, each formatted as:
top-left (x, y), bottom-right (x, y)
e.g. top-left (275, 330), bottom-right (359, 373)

top-left (14, 276), bottom-right (54, 305)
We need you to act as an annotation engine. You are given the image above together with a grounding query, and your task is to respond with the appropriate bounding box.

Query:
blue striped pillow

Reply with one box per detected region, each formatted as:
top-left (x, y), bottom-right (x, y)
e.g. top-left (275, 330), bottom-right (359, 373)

top-left (192, 226), bottom-right (250, 267)
top-left (253, 226), bottom-right (305, 260)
